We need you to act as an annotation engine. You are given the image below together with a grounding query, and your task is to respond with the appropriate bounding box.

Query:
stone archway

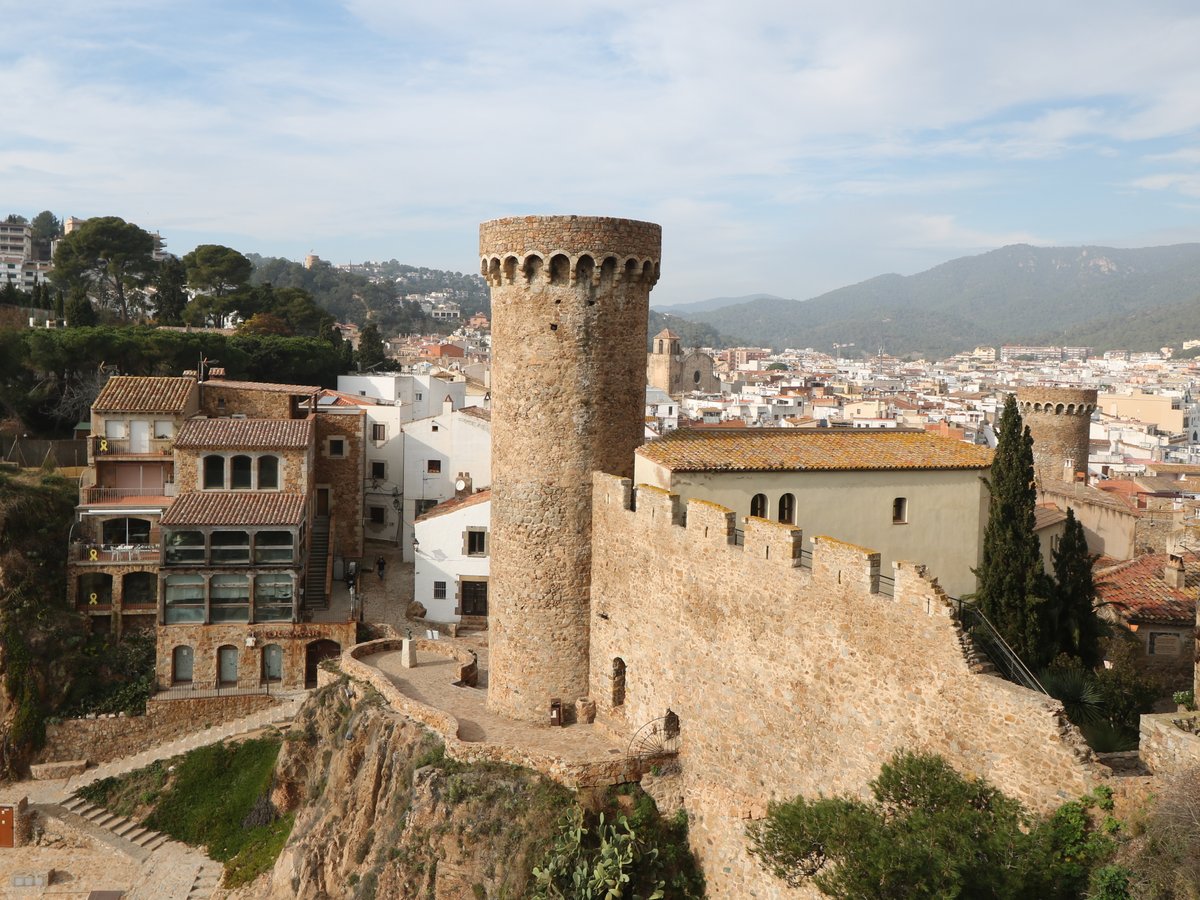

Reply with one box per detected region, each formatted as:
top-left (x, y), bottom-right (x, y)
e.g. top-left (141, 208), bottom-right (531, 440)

top-left (305, 639), bottom-right (341, 688)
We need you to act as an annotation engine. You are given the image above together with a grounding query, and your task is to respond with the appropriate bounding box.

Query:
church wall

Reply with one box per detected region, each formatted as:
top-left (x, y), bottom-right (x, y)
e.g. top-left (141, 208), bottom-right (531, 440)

top-left (589, 472), bottom-right (1105, 898)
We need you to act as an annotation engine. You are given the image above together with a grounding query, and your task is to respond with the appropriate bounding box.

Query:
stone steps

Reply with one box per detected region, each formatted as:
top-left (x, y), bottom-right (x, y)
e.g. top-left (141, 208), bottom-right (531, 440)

top-left (186, 862), bottom-right (224, 899)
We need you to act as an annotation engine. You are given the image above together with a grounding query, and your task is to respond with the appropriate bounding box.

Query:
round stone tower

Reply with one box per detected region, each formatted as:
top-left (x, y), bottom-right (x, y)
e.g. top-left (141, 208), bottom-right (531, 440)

top-left (480, 215), bottom-right (662, 723)
top-left (1015, 386), bottom-right (1097, 485)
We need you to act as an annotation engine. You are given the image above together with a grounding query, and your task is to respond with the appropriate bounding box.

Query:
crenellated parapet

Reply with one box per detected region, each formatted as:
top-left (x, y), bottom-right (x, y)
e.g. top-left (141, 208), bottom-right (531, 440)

top-left (480, 215), bottom-right (661, 288)
top-left (1016, 386), bottom-right (1097, 418)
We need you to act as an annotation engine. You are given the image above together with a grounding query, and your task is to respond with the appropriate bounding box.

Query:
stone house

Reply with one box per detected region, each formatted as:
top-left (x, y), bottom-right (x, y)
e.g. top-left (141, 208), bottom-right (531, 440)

top-left (633, 428), bottom-right (993, 597)
top-left (70, 375), bottom-right (361, 693)
top-left (1095, 553), bottom-right (1197, 686)
top-left (69, 376), bottom-right (199, 635)
top-left (413, 490), bottom-right (491, 625)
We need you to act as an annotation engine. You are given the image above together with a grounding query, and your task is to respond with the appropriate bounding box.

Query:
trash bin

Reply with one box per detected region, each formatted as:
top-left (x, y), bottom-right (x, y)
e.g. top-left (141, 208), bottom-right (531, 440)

top-left (549, 698), bottom-right (563, 727)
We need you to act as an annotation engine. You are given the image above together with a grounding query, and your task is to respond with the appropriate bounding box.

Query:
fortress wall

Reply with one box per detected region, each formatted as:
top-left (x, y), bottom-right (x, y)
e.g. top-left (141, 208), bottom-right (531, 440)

top-left (589, 472), bottom-right (1105, 898)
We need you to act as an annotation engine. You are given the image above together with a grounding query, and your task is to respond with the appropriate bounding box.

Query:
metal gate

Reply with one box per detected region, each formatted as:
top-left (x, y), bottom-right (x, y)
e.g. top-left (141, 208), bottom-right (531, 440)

top-left (0, 805), bottom-right (13, 848)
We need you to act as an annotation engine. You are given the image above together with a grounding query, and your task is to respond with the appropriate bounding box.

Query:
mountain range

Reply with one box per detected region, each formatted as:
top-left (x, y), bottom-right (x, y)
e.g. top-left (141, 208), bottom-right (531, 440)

top-left (659, 244), bottom-right (1200, 359)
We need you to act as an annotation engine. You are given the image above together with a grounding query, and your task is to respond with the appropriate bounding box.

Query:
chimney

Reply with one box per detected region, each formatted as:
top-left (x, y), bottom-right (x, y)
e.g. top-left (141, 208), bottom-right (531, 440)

top-left (1164, 554), bottom-right (1185, 590)
top-left (443, 394), bottom-right (454, 417)
top-left (454, 472), bottom-right (473, 498)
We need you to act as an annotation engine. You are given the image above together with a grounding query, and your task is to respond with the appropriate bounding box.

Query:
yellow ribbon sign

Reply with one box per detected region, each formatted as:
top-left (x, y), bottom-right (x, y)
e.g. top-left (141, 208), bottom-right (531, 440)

top-left (88, 592), bottom-right (98, 605)
top-left (88, 548), bottom-right (98, 561)
top-left (99, 438), bottom-right (108, 452)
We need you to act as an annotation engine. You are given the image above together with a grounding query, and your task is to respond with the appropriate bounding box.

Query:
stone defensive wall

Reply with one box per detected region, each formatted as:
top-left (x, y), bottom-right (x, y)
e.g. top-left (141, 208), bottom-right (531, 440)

top-left (33, 693), bottom-right (278, 766)
top-left (340, 639), bottom-right (667, 789)
top-left (588, 472), bottom-right (1108, 898)
top-left (1140, 713), bottom-right (1200, 776)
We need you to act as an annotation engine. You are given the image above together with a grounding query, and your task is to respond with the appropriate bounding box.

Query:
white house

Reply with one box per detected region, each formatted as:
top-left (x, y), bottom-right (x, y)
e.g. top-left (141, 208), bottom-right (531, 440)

top-left (413, 490), bottom-right (490, 623)
top-left (400, 401), bottom-right (491, 561)
top-left (337, 369), bottom-right (467, 423)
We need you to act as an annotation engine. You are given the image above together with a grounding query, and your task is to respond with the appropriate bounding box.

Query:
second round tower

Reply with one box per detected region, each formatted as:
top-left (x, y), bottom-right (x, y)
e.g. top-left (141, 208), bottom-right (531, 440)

top-left (480, 215), bottom-right (662, 723)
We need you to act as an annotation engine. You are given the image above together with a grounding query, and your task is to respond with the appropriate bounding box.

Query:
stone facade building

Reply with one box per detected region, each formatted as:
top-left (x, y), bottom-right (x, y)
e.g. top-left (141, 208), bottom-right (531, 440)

top-left (646, 327), bottom-right (720, 397)
top-left (71, 374), bottom-right (362, 694)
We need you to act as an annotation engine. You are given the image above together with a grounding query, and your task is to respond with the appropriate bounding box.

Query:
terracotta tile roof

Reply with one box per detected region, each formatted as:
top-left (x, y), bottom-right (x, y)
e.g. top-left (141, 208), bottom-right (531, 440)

top-left (162, 491), bottom-right (306, 526)
top-left (203, 379), bottom-right (320, 394)
top-left (637, 428), bottom-right (993, 472)
top-left (415, 489), bottom-right (491, 522)
top-left (175, 417), bottom-right (314, 450)
top-left (1033, 506), bottom-right (1068, 530)
top-left (1095, 554), bottom-right (1197, 626)
top-left (93, 376), bottom-right (195, 413)
top-left (459, 406), bottom-right (491, 421)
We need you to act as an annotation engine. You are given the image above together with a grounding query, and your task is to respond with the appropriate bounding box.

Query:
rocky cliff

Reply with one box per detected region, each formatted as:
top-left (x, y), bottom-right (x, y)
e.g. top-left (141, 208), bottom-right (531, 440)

top-left (257, 676), bottom-right (573, 899)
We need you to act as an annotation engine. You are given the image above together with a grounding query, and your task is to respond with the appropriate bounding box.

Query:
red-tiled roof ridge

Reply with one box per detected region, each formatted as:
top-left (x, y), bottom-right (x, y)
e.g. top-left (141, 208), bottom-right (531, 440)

top-left (1095, 553), bottom-right (1197, 626)
top-left (202, 379), bottom-right (320, 393)
top-left (94, 376), bottom-right (196, 413)
top-left (161, 491), bottom-right (306, 526)
top-left (175, 417), bottom-right (314, 450)
top-left (415, 489), bottom-right (491, 522)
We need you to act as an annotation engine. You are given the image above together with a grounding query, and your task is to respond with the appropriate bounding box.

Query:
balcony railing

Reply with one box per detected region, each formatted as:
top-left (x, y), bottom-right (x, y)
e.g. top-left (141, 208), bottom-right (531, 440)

top-left (74, 542), bottom-right (161, 564)
top-left (91, 436), bottom-right (174, 457)
top-left (82, 484), bottom-right (176, 503)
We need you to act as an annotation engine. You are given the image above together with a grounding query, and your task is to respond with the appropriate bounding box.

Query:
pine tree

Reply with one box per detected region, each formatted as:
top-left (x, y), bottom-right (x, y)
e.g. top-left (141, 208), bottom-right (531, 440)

top-left (975, 394), bottom-right (1051, 668)
top-left (1049, 509), bottom-right (1103, 667)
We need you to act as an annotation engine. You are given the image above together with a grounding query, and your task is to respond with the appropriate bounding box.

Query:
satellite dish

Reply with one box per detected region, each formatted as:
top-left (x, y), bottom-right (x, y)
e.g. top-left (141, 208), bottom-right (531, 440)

top-left (454, 479), bottom-right (467, 491)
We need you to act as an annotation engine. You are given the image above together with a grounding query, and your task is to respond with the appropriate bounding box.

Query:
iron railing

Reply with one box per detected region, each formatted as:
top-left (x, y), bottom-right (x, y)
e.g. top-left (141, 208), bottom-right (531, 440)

top-left (154, 683), bottom-right (275, 701)
top-left (798, 548), bottom-right (813, 569)
top-left (732, 529), bottom-right (745, 546)
top-left (875, 573), bottom-right (895, 597)
top-left (954, 598), bottom-right (1047, 694)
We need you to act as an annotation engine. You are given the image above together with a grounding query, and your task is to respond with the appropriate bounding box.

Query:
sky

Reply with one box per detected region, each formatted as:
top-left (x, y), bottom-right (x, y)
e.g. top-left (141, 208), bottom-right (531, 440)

top-left (4, 1), bottom-right (1200, 306)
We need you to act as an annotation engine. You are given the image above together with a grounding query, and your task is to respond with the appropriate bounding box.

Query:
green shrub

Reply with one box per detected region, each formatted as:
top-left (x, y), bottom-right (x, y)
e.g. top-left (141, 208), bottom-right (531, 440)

top-left (748, 751), bottom-right (1125, 899)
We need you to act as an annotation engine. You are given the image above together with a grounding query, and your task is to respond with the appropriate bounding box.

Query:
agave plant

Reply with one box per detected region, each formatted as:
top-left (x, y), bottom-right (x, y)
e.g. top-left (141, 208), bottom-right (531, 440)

top-left (1039, 666), bottom-right (1104, 726)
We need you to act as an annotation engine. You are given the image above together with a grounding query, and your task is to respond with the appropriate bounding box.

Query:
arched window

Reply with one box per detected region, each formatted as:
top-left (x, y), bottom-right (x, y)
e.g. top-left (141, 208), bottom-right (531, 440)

top-left (778, 493), bottom-right (795, 524)
top-left (203, 454), bottom-right (225, 489)
top-left (230, 455), bottom-right (253, 490)
top-left (258, 455), bottom-right (279, 489)
top-left (750, 494), bottom-right (767, 518)
top-left (172, 645), bottom-right (193, 684)
top-left (612, 658), bottom-right (626, 707)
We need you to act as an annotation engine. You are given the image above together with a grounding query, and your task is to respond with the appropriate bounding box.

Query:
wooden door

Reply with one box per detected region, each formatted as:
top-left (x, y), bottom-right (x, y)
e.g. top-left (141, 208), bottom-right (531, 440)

top-left (0, 805), bottom-right (13, 848)
top-left (316, 488), bottom-right (330, 516)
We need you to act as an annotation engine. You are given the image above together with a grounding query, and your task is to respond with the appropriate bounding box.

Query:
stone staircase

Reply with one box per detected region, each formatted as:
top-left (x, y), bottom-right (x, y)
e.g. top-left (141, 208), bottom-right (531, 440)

top-left (186, 861), bottom-right (224, 899)
top-left (57, 795), bottom-right (170, 858)
top-left (304, 515), bottom-right (331, 609)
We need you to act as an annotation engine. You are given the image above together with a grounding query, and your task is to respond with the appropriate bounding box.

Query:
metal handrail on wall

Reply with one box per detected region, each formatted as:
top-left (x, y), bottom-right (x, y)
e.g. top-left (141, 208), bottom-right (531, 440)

top-left (953, 598), bottom-right (1047, 695)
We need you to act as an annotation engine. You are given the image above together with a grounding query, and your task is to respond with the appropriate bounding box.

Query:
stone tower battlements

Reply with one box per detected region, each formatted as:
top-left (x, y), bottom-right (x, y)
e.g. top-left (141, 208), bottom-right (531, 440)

top-left (1016, 386), bottom-right (1097, 485)
top-left (480, 215), bottom-right (662, 723)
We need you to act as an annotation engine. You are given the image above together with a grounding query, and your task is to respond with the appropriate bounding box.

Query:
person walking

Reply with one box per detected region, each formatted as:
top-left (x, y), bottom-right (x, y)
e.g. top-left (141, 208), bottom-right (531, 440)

top-left (376, 555), bottom-right (386, 580)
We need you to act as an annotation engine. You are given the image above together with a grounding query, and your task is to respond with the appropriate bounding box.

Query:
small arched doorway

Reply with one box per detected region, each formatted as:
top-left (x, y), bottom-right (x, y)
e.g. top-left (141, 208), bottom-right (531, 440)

top-left (750, 494), bottom-right (767, 518)
top-left (305, 639), bottom-right (341, 688)
top-left (261, 644), bottom-right (283, 684)
top-left (778, 493), bottom-right (795, 524)
top-left (217, 644), bottom-right (239, 686)
top-left (172, 645), bottom-right (194, 684)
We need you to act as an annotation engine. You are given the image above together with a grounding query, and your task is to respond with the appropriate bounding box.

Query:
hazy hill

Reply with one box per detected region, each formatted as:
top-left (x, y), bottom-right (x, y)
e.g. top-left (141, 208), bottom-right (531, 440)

top-left (653, 293), bottom-right (785, 316)
top-left (671, 244), bottom-right (1200, 358)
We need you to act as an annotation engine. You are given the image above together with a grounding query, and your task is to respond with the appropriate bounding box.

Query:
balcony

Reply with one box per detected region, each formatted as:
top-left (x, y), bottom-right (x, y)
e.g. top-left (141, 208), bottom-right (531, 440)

top-left (81, 484), bottom-right (176, 505)
top-left (91, 435), bottom-right (175, 458)
top-left (74, 542), bottom-right (161, 565)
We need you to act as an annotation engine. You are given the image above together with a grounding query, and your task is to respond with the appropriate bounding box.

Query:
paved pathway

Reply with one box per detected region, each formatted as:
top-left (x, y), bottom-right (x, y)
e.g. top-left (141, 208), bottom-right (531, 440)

top-left (11, 692), bottom-right (306, 899)
top-left (367, 640), bottom-right (626, 763)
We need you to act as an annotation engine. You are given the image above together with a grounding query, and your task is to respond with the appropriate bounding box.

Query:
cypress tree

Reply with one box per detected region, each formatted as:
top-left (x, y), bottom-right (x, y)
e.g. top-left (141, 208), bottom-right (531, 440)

top-left (975, 394), bottom-right (1051, 668)
top-left (1050, 508), bottom-right (1103, 667)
